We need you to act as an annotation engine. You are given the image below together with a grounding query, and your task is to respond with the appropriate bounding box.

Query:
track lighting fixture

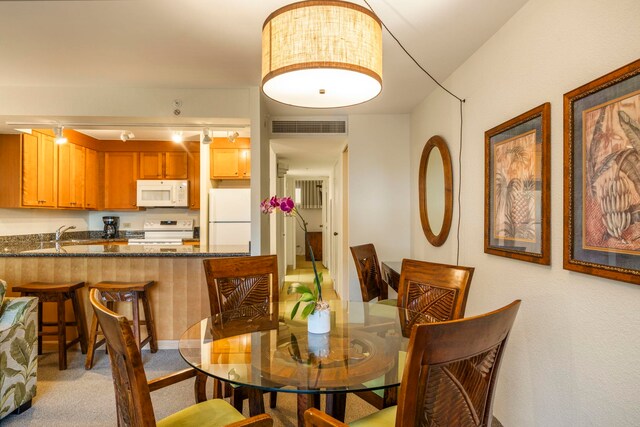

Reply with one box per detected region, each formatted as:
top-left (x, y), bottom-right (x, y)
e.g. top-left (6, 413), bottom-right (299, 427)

top-left (171, 131), bottom-right (184, 143)
top-left (54, 126), bottom-right (67, 144)
top-left (227, 131), bottom-right (239, 143)
top-left (202, 129), bottom-right (212, 144)
top-left (120, 131), bottom-right (134, 142)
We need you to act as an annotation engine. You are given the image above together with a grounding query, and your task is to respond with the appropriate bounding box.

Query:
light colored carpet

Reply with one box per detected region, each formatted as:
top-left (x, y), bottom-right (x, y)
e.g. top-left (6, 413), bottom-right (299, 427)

top-left (2, 348), bottom-right (378, 426)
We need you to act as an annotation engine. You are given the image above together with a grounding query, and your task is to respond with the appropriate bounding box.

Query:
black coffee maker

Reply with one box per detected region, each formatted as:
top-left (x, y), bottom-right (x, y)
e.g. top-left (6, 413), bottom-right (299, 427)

top-left (102, 216), bottom-right (119, 239)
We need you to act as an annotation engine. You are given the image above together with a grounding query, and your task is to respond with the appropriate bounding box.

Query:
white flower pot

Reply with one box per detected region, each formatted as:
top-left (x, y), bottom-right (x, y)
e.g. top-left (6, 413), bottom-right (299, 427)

top-left (307, 307), bottom-right (330, 334)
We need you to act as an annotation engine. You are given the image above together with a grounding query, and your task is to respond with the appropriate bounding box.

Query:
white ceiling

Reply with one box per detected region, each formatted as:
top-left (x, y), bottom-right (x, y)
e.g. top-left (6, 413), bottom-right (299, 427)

top-left (0, 0), bottom-right (528, 171)
top-left (272, 137), bottom-right (348, 176)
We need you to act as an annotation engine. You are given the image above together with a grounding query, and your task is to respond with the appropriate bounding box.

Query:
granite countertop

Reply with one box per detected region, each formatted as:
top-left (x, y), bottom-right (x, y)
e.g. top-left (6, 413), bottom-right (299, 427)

top-left (0, 232), bottom-right (249, 258)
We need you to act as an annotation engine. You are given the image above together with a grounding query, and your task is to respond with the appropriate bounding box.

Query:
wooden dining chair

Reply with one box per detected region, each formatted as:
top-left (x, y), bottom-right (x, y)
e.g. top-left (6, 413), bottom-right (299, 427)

top-left (350, 244), bottom-right (395, 305)
top-left (203, 255), bottom-right (280, 415)
top-left (304, 300), bottom-right (522, 427)
top-left (397, 258), bottom-right (474, 326)
top-left (354, 258), bottom-right (475, 410)
top-left (88, 289), bottom-right (273, 427)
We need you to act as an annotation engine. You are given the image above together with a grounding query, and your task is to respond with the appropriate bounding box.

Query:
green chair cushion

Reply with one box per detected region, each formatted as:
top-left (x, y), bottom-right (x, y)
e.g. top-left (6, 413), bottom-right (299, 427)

top-left (349, 405), bottom-right (397, 427)
top-left (362, 350), bottom-right (406, 398)
top-left (376, 298), bottom-right (397, 306)
top-left (157, 398), bottom-right (245, 427)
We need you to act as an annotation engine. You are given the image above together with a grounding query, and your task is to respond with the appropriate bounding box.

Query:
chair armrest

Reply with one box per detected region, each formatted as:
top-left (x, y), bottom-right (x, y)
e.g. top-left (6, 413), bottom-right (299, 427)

top-left (148, 368), bottom-right (209, 403)
top-left (227, 413), bottom-right (273, 427)
top-left (303, 408), bottom-right (347, 427)
top-left (148, 367), bottom-right (197, 392)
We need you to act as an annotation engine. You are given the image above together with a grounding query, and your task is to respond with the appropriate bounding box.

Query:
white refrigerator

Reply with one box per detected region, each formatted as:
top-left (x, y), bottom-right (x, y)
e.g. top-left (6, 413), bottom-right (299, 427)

top-left (208, 188), bottom-right (251, 248)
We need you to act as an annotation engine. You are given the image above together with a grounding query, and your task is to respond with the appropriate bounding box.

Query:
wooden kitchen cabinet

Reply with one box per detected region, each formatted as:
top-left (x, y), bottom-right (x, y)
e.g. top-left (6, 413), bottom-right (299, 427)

top-left (58, 142), bottom-right (86, 208)
top-left (104, 152), bottom-right (139, 210)
top-left (211, 148), bottom-right (238, 178)
top-left (139, 152), bottom-right (188, 179)
top-left (139, 152), bottom-right (163, 179)
top-left (23, 132), bottom-right (57, 208)
top-left (210, 148), bottom-right (250, 179)
top-left (239, 148), bottom-right (250, 178)
top-left (84, 148), bottom-right (98, 209)
top-left (165, 152), bottom-right (188, 178)
top-left (188, 152), bottom-right (200, 209)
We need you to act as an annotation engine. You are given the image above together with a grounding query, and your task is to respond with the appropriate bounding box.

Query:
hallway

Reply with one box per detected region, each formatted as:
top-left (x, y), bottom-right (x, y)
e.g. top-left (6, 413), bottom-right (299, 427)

top-left (281, 256), bottom-right (338, 301)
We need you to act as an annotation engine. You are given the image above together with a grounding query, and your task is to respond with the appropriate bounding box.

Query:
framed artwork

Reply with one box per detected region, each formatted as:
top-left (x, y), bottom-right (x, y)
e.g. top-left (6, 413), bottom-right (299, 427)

top-left (485, 103), bottom-right (551, 264)
top-left (564, 59), bottom-right (640, 285)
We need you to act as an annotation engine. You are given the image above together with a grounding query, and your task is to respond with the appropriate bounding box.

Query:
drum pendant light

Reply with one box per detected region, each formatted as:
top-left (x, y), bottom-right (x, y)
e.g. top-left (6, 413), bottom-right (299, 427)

top-left (262, 1), bottom-right (383, 108)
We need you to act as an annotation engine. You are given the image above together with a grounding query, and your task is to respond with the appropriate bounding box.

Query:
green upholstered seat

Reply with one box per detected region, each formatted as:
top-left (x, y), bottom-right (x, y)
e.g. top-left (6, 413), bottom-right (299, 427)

top-left (157, 398), bottom-right (245, 427)
top-left (362, 350), bottom-right (406, 398)
top-left (376, 298), bottom-right (397, 306)
top-left (349, 406), bottom-right (397, 427)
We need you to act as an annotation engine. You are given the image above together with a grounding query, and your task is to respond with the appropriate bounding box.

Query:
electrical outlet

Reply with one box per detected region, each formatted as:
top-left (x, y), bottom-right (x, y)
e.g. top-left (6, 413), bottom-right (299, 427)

top-left (122, 222), bottom-right (131, 229)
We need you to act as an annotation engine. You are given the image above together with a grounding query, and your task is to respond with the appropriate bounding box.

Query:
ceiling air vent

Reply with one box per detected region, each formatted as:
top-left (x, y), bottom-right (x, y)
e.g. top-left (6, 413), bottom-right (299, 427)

top-left (271, 118), bottom-right (347, 135)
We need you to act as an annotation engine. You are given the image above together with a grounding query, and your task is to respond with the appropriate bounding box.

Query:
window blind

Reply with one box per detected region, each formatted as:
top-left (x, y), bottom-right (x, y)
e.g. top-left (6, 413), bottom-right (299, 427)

top-left (295, 180), bottom-right (323, 209)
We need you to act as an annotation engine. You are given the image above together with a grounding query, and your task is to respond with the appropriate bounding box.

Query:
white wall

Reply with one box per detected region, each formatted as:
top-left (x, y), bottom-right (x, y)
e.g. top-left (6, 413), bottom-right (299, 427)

top-left (331, 150), bottom-right (347, 298)
top-left (0, 207), bottom-right (200, 237)
top-left (0, 86), bottom-right (251, 118)
top-left (348, 114), bottom-right (411, 300)
top-left (250, 86), bottom-right (268, 255)
top-left (87, 209), bottom-right (199, 232)
top-left (0, 208), bottom-right (89, 236)
top-left (410, 0), bottom-right (640, 425)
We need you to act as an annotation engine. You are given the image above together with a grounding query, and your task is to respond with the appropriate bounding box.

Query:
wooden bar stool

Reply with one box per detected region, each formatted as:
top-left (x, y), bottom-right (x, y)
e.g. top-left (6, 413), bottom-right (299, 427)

top-left (12, 281), bottom-right (88, 370)
top-left (85, 280), bottom-right (158, 370)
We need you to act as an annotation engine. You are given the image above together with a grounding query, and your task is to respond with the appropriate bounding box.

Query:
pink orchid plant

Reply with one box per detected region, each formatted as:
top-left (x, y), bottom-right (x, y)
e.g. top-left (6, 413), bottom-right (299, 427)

top-left (261, 196), bottom-right (325, 319)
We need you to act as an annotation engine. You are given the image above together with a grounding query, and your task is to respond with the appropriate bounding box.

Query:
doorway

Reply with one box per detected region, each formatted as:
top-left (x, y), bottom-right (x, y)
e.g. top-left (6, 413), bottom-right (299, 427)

top-left (270, 136), bottom-right (348, 299)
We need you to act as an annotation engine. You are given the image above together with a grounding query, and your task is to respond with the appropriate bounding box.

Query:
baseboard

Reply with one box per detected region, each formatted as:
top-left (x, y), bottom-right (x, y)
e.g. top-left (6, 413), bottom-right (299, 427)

top-left (156, 340), bottom-right (179, 349)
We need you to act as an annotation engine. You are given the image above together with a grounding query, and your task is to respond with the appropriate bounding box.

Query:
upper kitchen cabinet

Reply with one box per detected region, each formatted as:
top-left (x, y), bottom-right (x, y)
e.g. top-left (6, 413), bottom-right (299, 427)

top-left (139, 152), bottom-right (188, 179)
top-left (0, 132), bottom-right (57, 208)
top-left (139, 152), bottom-right (162, 179)
top-left (58, 142), bottom-right (86, 209)
top-left (25, 132), bottom-right (57, 207)
top-left (188, 152), bottom-right (200, 209)
top-left (84, 148), bottom-right (99, 209)
top-left (209, 138), bottom-right (251, 180)
top-left (211, 148), bottom-right (239, 178)
top-left (165, 152), bottom-right (188, 179)
top-left (240, 148), bottom-right (251, 179)
top-left (105, 152), bottom-right (139, 210)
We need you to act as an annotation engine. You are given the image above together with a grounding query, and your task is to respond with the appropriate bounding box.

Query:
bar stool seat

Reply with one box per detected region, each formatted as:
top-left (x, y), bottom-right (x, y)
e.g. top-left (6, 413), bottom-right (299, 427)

top-left (12, 281), bottom-right (88, 370)
top-left (85, 280), bottom-right (158, 370)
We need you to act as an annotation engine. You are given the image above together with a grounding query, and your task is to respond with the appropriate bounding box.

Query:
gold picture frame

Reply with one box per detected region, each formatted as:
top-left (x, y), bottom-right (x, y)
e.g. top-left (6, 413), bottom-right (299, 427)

top-left (485, 103), bottom-right (551, 265)
top-left (564, 59), bottom-right (640, 285)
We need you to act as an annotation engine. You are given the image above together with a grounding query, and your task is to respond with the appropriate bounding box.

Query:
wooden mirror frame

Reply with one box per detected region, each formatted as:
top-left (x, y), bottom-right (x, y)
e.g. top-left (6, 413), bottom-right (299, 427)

top-left (419, 135), bottom-right (453, 247)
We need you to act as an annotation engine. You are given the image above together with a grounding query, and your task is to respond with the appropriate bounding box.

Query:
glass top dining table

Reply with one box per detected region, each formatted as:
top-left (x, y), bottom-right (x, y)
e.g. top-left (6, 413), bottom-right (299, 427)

top-left (178, 300), bottom-right (427, 424)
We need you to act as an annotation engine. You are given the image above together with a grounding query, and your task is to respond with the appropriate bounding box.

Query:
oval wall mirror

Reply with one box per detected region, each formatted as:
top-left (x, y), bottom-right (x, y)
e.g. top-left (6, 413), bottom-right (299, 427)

top-left (419, 135), bottom-right (453, 247)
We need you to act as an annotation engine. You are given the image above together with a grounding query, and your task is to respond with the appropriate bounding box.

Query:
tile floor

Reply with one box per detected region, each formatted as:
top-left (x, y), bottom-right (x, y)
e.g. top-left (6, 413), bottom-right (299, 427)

top-left (281, 256), bottom-right (338, 301)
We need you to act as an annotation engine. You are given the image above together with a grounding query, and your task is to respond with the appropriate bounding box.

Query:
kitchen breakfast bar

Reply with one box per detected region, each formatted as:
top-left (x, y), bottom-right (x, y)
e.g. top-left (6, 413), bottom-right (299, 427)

top-left (0, 241), bottom-right (249, 342)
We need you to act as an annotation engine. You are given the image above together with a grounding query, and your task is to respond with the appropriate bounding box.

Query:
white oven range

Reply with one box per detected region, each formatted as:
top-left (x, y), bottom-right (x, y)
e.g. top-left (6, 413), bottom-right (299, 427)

top-left (127, 219), bottom-right (194, 245)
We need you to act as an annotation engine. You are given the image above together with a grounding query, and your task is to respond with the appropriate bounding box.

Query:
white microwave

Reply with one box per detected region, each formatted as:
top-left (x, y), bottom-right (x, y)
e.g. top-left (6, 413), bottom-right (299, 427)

top-left (136, 180), bottom-right (189, 207)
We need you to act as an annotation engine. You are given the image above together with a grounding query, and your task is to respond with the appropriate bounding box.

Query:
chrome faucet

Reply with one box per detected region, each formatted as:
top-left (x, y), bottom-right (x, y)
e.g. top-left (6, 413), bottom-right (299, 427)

top-left (55, 225), bottom-right (76, 241)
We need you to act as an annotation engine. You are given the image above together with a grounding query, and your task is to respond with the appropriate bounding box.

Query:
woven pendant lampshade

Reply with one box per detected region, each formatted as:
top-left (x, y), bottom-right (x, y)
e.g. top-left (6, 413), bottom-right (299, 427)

top-left (262, 0), bottom-right (383, 108)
